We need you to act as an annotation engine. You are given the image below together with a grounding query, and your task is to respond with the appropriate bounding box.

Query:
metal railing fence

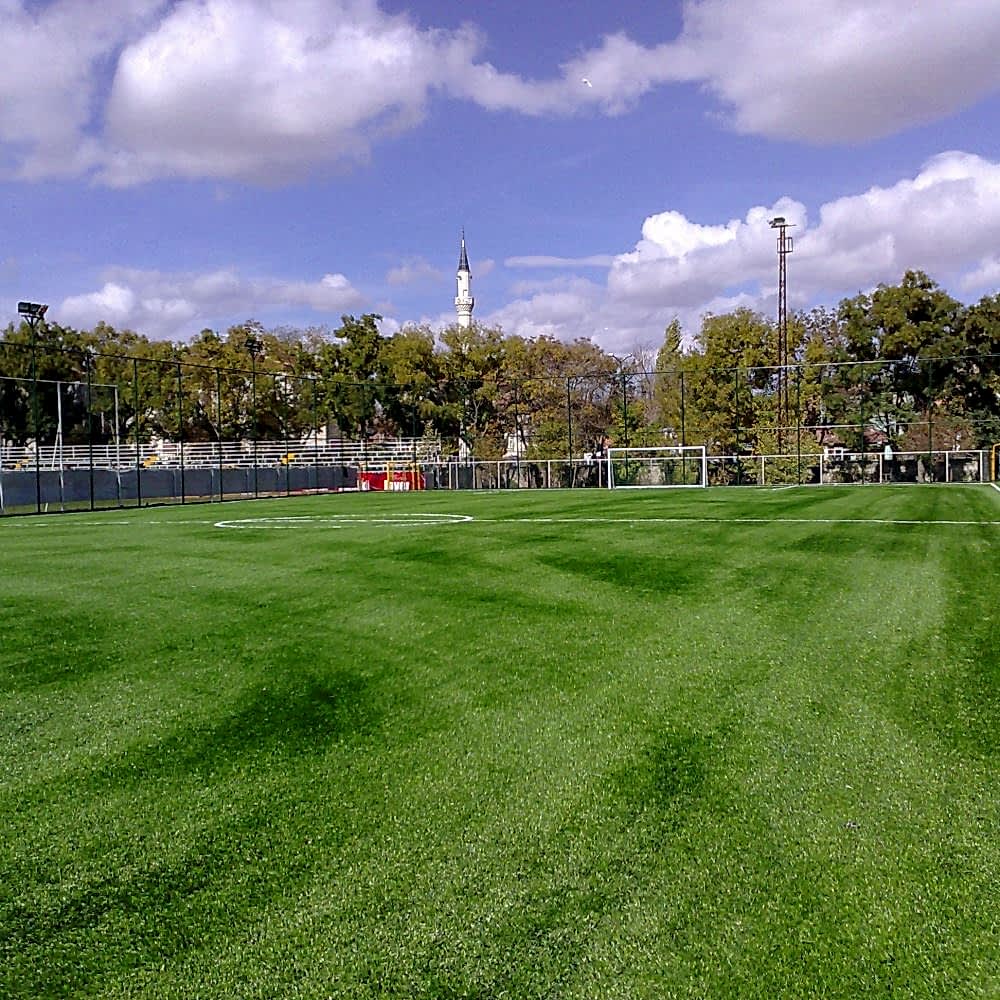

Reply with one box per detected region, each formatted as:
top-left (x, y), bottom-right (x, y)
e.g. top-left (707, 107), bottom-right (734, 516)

top-left (1, 338), bottom-right (997, 514)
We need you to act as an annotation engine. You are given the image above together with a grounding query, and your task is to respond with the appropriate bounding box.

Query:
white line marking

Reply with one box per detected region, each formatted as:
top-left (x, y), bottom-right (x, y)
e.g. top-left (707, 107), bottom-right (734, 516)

top-left (475, 516), bottom-right (1000, 527)
top-left (213, 513), bottom-right (474, 529)
top-left (6, 511), bottom-right (1000, 530)
top-left (990, 482), bottom-right (1000, 494)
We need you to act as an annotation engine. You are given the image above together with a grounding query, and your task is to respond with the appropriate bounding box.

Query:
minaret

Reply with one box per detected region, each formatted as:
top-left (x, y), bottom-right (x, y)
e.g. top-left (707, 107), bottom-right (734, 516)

top-left (455, 230), bottom-right (474, 328)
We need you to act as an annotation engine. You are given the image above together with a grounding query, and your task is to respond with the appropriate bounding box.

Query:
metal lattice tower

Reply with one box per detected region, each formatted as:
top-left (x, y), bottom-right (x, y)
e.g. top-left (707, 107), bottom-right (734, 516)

top-left (769, 217), bottom-right (794, 452)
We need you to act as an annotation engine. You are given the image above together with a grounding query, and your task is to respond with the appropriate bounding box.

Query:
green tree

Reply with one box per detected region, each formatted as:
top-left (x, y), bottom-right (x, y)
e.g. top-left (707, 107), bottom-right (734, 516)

top-left (437, 323), bottom-right (506, 459)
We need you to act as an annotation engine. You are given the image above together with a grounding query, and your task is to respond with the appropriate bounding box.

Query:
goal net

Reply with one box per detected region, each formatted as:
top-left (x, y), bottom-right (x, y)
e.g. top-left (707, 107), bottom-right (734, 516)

top-left (607, 446), bottom-right (708, 489)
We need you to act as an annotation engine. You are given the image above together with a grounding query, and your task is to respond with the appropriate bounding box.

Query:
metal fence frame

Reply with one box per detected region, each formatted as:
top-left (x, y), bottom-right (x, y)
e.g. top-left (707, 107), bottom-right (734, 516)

top-left (1, 339), bottom-right (998, 515)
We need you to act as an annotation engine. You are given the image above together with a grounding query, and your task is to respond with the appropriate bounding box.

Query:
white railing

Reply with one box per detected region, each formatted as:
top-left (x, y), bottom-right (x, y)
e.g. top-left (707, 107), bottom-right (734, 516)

top-left (0, 436), bottom-right (442, 472)
top-left (424, 449), bottom-right (992, 488)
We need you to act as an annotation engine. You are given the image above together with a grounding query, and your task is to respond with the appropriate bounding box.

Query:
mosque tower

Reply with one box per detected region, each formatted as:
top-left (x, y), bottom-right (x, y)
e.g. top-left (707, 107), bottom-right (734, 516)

top-left (455, 230), bottom-right (474, 328)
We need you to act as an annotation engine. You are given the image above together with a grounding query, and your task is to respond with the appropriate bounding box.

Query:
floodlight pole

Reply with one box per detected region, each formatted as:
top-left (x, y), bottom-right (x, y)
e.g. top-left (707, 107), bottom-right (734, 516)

top-left (769, 218), bottom-right (794, 454)
top-left (18, 301), bottom-right (48, 513)
top-left (246, 334), bottom-right (262, 498)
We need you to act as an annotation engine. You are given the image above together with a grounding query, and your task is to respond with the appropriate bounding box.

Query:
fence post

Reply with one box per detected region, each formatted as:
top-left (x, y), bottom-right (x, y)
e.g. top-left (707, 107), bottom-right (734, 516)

top-left (411, 400), bottom-right (418, 490)
top-left (513, 380), bottom-right (521, 487)
top-left (927, 359), bottom-right (934, 480)
top-left (566, 377), bottom-right (573, 464)
top-left (733, 365), bottom-right (741, 486)
top-left (680, 370), bottom-right (687, 446)
top-left (796, 365), bottom-right (802, 485)
top-left (134, 358), bottom-right (142, 507)
top-left (282, 374), bottom-right (291, 497)
top-left (859, 375), bottom-right (866, 485)
top-left (216, 366), bottom-right (224, 501)
top-left (176, 361), bottom-right (185, 503)
top-left (30, 332), bottom-right (41, 513)
top-left (312, 377), bottom-right (320, 491)
top-left (245, 334), bottom-right (262, 498)
top-left (85, 351), bottom-right (94, 511)
top-left (621, 369), bottom-right (630, 480)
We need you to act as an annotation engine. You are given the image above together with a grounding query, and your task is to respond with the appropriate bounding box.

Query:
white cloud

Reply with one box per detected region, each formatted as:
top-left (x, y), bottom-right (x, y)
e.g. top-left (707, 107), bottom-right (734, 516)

top-left (505, 255), bottom-right (614, 269)
top-left (672, 0), bottom-right (1000, 142)
top-left (51, 151), bottom-right (1000, 346)
top-left (491, 152), bottom-right (1000, 349)
top-left (59, 266), bottom-right (364, 338)
top-left (0, 0), bottom-right (164, 178)
top-left (386, 257), bottom-right (443, 287)
top-left (962, 256), bottom-right (1000, 292)
top-left (4, 0), bottom-right (998, 183)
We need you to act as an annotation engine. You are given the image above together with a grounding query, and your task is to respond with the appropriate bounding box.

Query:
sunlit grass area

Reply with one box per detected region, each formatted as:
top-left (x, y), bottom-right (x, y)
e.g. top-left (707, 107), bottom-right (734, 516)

top-left (2, 485), bottom-right (999, 998)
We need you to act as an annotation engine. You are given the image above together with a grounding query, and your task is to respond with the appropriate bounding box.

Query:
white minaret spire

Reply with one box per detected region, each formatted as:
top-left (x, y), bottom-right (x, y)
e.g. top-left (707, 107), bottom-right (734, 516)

top-left (455, 229), bottom-right (474, 328)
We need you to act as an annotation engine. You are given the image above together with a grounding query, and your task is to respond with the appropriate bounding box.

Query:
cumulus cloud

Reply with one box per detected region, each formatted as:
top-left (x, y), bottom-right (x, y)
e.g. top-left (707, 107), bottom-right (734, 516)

top-left (0, 0), bottom-right (164, 178)
top-left (962, 256), bottom-right (1000, 292)
top-left (3, 0), bottom-right (999, 183)
top-left (672, 0), bottom-right (1000, 142)
top-left (386, 257), bottom-right (443, 287)
top-left (491, 152), bottom-right (1000, 349)
top-left (60, 265), bottom-right (364, 338)
top-left (505, 255), bottom-right (614, 269)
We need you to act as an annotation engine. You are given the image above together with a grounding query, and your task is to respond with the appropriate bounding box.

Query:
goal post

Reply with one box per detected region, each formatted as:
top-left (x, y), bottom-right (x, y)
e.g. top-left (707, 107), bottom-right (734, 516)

top-left (606, 446), bottom-right (708, 489)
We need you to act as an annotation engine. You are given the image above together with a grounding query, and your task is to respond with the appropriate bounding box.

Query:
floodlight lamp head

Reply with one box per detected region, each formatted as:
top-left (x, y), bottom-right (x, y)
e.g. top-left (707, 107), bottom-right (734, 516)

top-left (18, 301), bottom-right (48, 320)
top-left (245, 334), bottom-right (263, 359)
top-left (768, 216), bottom-right (786, 229)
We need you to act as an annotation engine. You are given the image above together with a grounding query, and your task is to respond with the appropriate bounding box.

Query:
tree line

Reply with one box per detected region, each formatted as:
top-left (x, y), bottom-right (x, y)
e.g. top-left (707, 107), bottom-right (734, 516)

top-left (1, 270), bottom-right (998, 459)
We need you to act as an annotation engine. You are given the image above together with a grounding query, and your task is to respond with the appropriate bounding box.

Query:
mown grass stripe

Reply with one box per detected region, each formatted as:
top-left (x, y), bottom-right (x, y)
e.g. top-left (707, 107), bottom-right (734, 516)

top-left (1, 486), bottom-right (997, 999)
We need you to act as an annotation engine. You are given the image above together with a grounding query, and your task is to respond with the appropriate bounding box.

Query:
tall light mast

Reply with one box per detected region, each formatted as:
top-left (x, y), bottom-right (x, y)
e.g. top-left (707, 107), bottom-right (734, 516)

top-left (769, 216), bottom-right (794, 453)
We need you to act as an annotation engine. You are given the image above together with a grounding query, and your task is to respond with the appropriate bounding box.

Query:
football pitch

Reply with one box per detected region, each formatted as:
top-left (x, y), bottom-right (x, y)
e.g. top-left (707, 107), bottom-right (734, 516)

top-left (2, 485), bottom-right (998, 999)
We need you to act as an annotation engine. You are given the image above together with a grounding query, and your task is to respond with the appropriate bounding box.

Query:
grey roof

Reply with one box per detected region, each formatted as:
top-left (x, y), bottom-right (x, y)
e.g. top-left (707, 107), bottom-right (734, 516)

top-left (458, 231), bottom-right (470, 272)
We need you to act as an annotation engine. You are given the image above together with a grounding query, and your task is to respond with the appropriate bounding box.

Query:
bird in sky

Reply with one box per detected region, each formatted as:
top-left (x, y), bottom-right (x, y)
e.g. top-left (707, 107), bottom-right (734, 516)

top-left (581, 77), bottom-right (593, 87)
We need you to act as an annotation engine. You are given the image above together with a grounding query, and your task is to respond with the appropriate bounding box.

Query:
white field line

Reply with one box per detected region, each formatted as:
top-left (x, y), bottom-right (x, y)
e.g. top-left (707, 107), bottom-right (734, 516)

top-left (487, 516), bottom-right (1000, 527)
top-left (6, 513), bottom-right (1000, 529)
top-left (990, 482), bottom-right (1000, 494)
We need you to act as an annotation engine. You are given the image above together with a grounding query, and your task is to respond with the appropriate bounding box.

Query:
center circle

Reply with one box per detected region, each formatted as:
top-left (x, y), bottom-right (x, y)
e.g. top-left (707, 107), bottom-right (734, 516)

top-left (213, 513), bottom-right (474, 529)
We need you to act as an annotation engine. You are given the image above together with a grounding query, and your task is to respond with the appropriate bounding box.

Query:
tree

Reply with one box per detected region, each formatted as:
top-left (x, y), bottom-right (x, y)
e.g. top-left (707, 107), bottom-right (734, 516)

top-left (316, 314), bottom-right (388, 439)
top-left (682, 308), bottom-right (774, 454)
top-left (382, 325), bottom-right (443, 438)
top-left (653, 320), bottom-right (686, 445)
top-left (437, 323), bottom-right (506, 459)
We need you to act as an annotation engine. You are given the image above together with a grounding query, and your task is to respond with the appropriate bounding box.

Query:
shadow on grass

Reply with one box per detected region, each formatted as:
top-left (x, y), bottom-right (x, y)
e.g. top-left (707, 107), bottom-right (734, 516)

top-left (0, 599), bottom-right (119, 694)
top-left (1, 793), bottom-right (349, 999)
top-left (114, 670), bottom-right (387, 786)
top-left (614, 727), bottom-right (719, 822)
top-left (361, 727), bottom-right (727, 999)
top-left (536, 550), bottom-right (704, 598)
top-left (2, 672), bottom-right (388, 998)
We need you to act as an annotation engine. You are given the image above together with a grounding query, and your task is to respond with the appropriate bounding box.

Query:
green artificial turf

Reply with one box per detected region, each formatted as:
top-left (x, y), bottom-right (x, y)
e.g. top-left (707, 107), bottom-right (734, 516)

top-left (1, 485), bottom-right (998, 999)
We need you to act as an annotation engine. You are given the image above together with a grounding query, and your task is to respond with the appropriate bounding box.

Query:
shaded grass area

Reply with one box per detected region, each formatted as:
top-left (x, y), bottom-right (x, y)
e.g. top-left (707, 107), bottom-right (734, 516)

top-left (1, 486), bottom-right (998, 998)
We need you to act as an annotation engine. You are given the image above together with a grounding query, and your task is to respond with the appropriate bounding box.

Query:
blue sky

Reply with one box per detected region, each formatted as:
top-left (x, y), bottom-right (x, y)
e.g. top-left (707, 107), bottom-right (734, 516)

top-left (2, 0), bottom-right (999, 351)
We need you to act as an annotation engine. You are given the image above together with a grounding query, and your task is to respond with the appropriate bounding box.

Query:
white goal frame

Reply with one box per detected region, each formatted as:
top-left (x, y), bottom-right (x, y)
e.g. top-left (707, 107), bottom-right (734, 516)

top-left (606, 445), bottom-right (708, 489)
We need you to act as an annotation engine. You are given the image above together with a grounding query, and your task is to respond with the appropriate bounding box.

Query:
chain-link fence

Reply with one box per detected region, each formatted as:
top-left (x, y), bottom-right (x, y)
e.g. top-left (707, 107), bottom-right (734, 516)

top-left (1, 340), bottom-right (998, 514)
